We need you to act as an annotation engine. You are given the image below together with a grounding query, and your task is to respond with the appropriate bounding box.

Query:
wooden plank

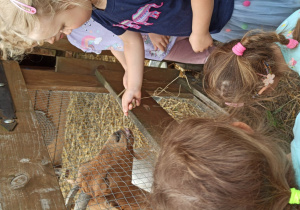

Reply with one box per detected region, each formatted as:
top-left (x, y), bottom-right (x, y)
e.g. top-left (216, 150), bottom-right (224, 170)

top-left (55, 57), bottom-right (192, 98)
top-left (41, 38), bottom-right (113, 56)
top-left (31, 47), bottom-right (56, 57)
top-left (0, 61), bottom-right (66, 210)
top-left (96, 66), bottom-right (177, 148)
top-left (56, 57), bottom-right (179, 81)
top-left (23, 68), bottom-right (191, 97)
top-left (21, 69), bottom-right (108, 93)
top-left (56, 57), bottom-right (181, 81)
top-left (177, 76), bottom-right (226, 115)
top-left (32, 38), bottom-right (113, 57)
top-left (55, 57), bottom-right (121, 75)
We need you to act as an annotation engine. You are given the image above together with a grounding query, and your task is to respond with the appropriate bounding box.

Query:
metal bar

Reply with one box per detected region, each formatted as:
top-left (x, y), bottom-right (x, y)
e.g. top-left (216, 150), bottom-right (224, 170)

top-left (0, 61), bottom-right (17, 131)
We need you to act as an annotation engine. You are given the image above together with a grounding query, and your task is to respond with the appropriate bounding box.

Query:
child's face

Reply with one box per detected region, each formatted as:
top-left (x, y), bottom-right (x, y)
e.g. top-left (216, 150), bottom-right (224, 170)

top-left (28, 4), bottom-right (92, 44)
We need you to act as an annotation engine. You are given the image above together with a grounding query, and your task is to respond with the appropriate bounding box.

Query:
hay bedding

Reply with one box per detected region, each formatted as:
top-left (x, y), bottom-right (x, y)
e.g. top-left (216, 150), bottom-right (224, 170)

top-left (158, 97), bottom-right (209, 120)
top-left (59, 92), bottom-right (207, 199)
top-left (261, 70), bottom-right (300, 142)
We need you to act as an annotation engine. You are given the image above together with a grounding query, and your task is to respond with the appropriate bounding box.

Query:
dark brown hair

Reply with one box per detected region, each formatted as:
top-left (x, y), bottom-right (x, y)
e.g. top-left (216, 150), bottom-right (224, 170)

top-left (203, 20), bottom-right (300, 106)
top-left (151, 118), bottom-right (298, 210)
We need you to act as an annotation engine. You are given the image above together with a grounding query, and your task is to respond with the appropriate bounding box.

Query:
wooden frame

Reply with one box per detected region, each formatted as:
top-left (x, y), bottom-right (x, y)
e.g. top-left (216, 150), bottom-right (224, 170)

top-left (0, 61), bottom-right (65, 209)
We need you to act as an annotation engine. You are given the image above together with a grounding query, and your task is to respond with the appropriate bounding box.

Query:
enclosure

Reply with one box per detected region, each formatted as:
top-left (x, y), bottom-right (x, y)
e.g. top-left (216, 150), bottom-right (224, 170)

top-left (0, 39), bottom-right (223, 210)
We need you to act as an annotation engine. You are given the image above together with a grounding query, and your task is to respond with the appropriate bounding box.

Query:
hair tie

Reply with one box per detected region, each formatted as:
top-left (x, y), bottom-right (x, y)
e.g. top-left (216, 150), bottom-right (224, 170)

top-left (286, 39), bottom-right (299, 49)
top-left (289, 188), bottom-right (300, 204)
top-left (232, 42), bottom-right (246, 56)
top-left (10, 0), bottom-right (36, 14)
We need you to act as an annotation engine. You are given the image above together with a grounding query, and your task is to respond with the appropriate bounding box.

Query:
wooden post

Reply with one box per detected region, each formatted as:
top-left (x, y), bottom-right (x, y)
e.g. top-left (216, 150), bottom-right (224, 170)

top-left (0, 61), bottom-right (66, 210)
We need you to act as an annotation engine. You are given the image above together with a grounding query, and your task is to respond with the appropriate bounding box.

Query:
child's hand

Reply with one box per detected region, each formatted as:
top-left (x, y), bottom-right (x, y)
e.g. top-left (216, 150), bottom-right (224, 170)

top-left (148, 33), bottom-right (170, 52)
top-left (189, 32), bottom-right (213, 53)
top-left (122, 89), bottom-right (141, 116)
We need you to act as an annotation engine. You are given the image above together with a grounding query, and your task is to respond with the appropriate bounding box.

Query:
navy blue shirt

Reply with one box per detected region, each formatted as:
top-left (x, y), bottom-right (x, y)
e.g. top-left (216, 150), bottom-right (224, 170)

top-left (92, 0), bottom-right (234, 36)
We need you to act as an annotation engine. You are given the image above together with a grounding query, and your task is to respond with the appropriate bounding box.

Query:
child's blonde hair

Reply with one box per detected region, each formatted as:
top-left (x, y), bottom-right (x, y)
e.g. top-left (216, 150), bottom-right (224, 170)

top-left (0, 0), bottom-right (90, 59)
top-left (203, 19), bottom-right (300, 106)
top-left (151, 118), bottom-right (298, 210)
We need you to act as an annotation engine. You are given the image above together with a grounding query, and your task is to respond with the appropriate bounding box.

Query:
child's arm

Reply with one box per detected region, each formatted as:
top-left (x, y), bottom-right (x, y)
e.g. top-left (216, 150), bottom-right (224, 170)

top-left (111, 49), bottom-right (127, 71)
top-left (110, 49), bottom-right (128, 89)
top-left (190, 0), bottom-right (214, 52)
top-left (148, 33), bottom-right (170, 52)
top-left (118, 30), bottom-right (144, 116)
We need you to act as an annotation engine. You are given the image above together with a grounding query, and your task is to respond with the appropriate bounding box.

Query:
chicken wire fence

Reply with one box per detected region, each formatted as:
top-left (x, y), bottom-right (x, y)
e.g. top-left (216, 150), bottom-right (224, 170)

top-left (28, 89), bottom-right (207, 209)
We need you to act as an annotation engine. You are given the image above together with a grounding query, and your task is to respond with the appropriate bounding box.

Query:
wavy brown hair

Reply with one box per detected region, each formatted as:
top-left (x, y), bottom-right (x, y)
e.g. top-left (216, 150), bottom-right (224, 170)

top-left (203, 20), bottom-right (300, 106)
top-left (150, 118), bottom-right (299, 210)
top-left (0, 0), bottom-right (91, 60)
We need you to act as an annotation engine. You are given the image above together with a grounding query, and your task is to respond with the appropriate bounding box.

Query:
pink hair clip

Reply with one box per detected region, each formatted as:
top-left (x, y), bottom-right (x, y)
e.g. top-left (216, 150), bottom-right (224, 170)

top-left (256, 61), bottom-right (275, 95)
top-left (232, 42), bottom-right (246, 56)
top-left (10, 0), bottom-right (36, 14)
top-left (286, 39), bottom-right (299, 49)
top-left (262, 73), bottom-right (275, 86)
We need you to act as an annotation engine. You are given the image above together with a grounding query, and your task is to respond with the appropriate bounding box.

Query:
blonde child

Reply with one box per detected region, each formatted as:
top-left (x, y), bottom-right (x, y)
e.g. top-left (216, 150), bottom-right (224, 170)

top-left (0, 0), bottom-right (93, 59)
top-left (150, 116), bottom-right (300, 209)
top-left (1, 0), bottom-right (299, 116)
top-left (204, 9), bottom-right (300, 107)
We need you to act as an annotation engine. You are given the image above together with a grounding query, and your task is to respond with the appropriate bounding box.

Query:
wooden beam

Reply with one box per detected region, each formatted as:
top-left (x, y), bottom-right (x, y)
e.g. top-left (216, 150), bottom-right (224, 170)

top-left (32, 38), bottom-right (113, 57)
top-left (177, 76), bottom-right (226, 115)
top-left (0, 61), bottom-right (66, 210)
top-left (96, 66), bottom-right (177, 148)
top-left (41, 38), bottom-right (113, 56)
top-left (55, 57), bottom-right (120, 75)
top-left (22, 69), bottom-right (108, 93)
top-left (55, 57), bottom-right (193, 98)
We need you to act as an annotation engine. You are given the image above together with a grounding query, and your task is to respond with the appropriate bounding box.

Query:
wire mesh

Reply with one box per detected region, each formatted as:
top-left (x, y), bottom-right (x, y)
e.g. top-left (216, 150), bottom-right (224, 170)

top-left (35, 110), bottom-right (57, 146)
top-left (28, 89), bottom-right (207, 209)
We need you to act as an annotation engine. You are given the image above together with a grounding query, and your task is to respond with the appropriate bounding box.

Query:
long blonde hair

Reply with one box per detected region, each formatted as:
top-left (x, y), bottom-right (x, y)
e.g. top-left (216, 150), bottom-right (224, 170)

top-left (0, 0), bottom-right (91, 59)
top-left (151, 118), bottom-right (298, 210)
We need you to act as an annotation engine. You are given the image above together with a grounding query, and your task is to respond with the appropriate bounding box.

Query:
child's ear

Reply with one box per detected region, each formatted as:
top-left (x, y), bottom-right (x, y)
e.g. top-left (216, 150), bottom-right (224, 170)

top-left (231, 122), bottom-right (254, 134)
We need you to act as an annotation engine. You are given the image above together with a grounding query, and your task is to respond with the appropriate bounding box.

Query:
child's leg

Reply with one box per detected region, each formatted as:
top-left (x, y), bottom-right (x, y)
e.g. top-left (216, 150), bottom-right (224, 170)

top-left (164, 37), bottom-right (215, 64)
top-left (212, 0), bottom-right (300, 43)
